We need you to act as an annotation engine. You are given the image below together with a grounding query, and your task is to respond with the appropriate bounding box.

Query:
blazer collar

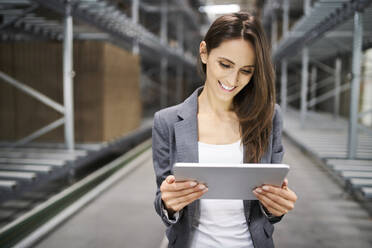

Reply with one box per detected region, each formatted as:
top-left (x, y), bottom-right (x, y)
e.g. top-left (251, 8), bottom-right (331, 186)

top-left (176, 85), bottom-right (204, 121)
top-left (174, 85), bottom-right (204, 164)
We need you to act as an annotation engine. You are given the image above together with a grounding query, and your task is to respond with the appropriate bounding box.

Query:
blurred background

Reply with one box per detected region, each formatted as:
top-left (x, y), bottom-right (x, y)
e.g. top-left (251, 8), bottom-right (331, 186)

top-left (0, 0), bottom-right (371, 247)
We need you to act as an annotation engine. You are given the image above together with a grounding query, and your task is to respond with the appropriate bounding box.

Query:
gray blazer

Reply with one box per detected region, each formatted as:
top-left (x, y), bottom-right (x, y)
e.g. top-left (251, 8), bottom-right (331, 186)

top-left (152, 85), bottom-right (285, 248)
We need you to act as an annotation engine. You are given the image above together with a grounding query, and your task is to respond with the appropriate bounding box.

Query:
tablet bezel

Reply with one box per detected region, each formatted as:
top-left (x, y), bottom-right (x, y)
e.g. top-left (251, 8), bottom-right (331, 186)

top-left (173, 162), bottom-right (290, 200)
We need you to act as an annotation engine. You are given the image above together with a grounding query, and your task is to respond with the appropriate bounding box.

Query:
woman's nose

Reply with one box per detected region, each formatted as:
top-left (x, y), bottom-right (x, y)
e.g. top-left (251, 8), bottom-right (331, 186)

top-left (226, 70), bottom-right (240, 86)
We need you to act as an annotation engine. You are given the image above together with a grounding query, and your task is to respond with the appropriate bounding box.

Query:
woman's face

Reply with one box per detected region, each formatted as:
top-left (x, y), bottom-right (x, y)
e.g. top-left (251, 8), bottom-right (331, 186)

top-left (200, 38), bottom-right (256, 102)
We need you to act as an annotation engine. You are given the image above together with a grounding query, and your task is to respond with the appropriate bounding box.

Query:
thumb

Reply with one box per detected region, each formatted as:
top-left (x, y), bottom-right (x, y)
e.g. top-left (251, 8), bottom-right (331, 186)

top-left (166, 175), bottom-right (175, 184)
top-left (282, 178), bottom-right (288, 188)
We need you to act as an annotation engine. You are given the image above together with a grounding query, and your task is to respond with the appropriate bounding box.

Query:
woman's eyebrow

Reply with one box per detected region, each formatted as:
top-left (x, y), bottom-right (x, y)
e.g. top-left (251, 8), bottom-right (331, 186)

top-left (218, 57), bottom-right (255, 67)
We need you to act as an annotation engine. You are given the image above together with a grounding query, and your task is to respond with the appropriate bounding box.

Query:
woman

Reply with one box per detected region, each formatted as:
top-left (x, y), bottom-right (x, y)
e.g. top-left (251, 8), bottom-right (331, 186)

top-left (152, 12), bottom-right (297, 248)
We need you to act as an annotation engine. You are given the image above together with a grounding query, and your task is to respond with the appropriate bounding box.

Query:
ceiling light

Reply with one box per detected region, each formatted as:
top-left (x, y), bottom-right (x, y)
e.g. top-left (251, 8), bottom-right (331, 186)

top-left (199, 4), bottom-right (240, 14)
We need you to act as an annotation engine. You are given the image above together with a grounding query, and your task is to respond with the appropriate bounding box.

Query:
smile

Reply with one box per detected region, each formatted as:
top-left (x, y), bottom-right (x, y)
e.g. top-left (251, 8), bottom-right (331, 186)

top-left (218, 80), bottom-right (236, 92)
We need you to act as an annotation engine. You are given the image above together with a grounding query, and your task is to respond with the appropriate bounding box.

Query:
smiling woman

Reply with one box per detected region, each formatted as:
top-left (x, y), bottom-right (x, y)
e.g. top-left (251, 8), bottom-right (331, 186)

top-left (152, 11), bottom-right (297, 248)
top-left (197, 13), bottom-right (276, 162)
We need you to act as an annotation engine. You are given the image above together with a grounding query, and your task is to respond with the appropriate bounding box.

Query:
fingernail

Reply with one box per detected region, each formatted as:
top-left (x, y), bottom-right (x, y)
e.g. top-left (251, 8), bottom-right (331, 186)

top-left (262, 186), bottom-right (269, 191)
top-left (190, 182), bottom-right (197, 187)
top-left (199, 184), bottom-right (205, 190)
top-left (203, 188), bottom-right (208, 192)
top-left (255, 188), bottom-right (262, 193)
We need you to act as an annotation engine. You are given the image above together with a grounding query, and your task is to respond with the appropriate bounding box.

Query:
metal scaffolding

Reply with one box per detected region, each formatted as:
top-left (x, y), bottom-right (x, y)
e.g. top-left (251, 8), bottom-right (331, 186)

top-left (0, 0), bottom-right (205, 201)
top-left (262, 0), bottom-right (372, 201)
top-left (0, 0), bottom-right (205, 148)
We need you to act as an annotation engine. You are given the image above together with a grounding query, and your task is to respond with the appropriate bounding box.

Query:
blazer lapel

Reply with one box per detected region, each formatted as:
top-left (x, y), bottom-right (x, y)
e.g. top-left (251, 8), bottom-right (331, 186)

top-left (174, 85), bottom-right (203, 229)
top-left (174, 85), bottom-right (203, 163)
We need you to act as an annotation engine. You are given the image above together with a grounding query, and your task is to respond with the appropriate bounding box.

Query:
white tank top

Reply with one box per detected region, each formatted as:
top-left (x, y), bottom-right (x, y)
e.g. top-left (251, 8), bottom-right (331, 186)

top-left (189, 139), bottom-right (254, 248)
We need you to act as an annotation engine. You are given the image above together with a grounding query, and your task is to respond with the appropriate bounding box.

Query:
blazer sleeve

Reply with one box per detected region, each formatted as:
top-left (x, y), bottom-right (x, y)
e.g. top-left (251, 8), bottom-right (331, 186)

top-left (152, 111), bottom-right (184, 227)
top-left (260, 104), bottom-right (286, 224)
top-left (271, 104), bottom-right (285, 164)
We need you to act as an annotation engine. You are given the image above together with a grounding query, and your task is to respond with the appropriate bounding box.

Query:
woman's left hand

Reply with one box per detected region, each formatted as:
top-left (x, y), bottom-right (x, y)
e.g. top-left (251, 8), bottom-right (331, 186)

top-left (252, 178), bottom-right (297, 217)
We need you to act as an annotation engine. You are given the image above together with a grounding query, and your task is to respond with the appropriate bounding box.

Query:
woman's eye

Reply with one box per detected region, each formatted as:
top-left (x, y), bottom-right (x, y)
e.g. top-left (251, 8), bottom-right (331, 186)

top-left (219, 62), bottom-right (230, 68)
top-left (242, 70), bottom-right (252, 74)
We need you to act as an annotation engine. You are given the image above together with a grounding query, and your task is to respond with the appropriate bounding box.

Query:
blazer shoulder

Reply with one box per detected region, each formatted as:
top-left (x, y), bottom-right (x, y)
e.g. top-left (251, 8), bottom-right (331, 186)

top-left (273, 103), bottom-right (283, 129)
top-left (273, 103), bottom-right (283, 120)
top-left (154, 102), bottom-right (183, 127)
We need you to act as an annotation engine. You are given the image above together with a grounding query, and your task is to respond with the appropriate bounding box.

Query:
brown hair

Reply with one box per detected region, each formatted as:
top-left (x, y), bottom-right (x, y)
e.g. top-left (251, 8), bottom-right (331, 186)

top-left (197, 12), bottom-right (276, 163)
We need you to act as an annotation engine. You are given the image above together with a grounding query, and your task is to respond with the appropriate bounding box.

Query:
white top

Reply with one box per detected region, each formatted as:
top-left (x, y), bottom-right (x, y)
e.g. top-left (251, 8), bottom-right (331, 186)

top-left (189, 139), bottom-right (254, 248)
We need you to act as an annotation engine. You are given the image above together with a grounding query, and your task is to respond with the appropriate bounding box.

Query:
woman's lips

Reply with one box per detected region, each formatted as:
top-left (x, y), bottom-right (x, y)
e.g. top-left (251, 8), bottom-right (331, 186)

top-left (218, 80), bottom-right (236, 92)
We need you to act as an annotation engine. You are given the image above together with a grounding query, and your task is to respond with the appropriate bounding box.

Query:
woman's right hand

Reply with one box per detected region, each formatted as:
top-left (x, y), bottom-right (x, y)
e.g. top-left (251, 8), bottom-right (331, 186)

top-left (160, 175), bottom-right (208, 215)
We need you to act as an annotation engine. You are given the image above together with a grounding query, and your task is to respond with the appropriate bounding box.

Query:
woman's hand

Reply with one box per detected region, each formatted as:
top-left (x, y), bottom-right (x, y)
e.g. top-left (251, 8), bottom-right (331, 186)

top-left (252, 178), bottom-right (297, 217)
top-left (161, 175), bottom-right (208, 215)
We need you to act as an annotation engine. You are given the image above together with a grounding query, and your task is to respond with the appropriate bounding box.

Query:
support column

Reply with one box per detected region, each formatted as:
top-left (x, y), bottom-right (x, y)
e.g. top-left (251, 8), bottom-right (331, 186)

top-left (271, 12), bottom-right (278, 51)
top-left (280, 59), bottom-right (288, 113)
top-left (348, 11), bottom-right (363, 159)
top-left (282, 0), bottom-right (289, 38)
top-left (300, 47), bottom-right (309, 128)
top-left (304, 0), bottom-right (311, 16)
top-left (160, 0), bottom-right (168, 108)
top-left (131, 0), bottom-right (139, 55)
top-left (310, 66), bottom-right (317, 111)
top-left (176, 14), bottom-right (184, 103)
top-left (63, 0), bottom-right (74, 150)
top-left (334, 57), bottom-right (341, 119)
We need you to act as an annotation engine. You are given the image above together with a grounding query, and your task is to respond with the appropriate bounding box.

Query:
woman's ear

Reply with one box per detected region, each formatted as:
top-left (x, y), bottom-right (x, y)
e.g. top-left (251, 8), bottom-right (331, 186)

top-left (199, 41), bottom-right (208, 64)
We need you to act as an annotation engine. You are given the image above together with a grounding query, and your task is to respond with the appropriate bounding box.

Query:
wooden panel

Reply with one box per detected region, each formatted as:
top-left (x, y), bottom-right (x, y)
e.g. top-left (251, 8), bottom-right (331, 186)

top-left (73, 40), bottom-right (104, 142)
top-left (102, 42), bottom-right (142, 141)
top-left (0, 41), bottom-right (141, 143)
top-left (0, 43), bottom-right (16, 140)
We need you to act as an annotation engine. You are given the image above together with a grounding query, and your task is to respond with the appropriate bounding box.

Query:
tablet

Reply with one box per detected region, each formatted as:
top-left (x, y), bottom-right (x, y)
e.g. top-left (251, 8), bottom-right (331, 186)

top-left (173, 163), bottom-right (290, 200)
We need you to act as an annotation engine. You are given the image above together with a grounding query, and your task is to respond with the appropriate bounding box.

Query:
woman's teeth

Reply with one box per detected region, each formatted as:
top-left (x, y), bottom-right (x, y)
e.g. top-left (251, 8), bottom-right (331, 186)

top-left (218, 81), bottom-right (236, 91)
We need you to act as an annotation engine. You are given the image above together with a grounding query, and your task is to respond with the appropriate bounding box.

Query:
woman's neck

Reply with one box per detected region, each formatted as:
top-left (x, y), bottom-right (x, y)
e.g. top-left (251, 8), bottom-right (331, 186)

top-left (198, 83), bottom-right (234, 118)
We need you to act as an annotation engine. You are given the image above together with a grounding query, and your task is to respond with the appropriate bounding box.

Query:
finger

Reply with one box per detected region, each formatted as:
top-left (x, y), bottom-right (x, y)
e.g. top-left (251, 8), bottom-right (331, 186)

top-left (253, 191), bottom-right (288, 214)
top-left (261, 185), bottom-right (297, 202)
top-left (164, 180), bottom-right (198, 192)
top-left (260, 191), bottom-right (294, 211)
top-left (168, 187), bottom-right (208, 211)
top-left (166, 175), bottom-right (175, 184)
top-left (163, 184), bottom-right (207, 200)
top-left (282, 178), bottom-right (288, 188)
top-left (259, 200), bottom-right (283, 217)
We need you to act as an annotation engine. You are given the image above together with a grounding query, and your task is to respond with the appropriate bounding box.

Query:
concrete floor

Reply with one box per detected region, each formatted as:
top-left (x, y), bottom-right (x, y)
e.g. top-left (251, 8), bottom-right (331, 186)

top-left (273, 138), bottom-right (372, 248)
top-left (33, 136), bottom-right (372, 248)
top-left (34, 151), bottom-right (165, 248)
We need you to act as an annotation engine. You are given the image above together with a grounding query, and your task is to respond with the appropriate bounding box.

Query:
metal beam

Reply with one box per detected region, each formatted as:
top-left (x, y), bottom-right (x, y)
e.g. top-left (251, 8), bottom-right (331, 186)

top-left (273, 0), bottom-right (372, 62)
top-left (310, 66), bottom-right (317, 111)
top-left (11, 118), bottom-right (65, 148)
top-left (0, 71), bottom-right (65, 114)
top-left (280, 59), bottom-right (287, 113)
top-left (176, 13), bottom-right (184, 103)
top-left (307, 83), bottom-right (350, 108)
top-left (271, 12), bottom-right (277, 51)
top-left (304, 0), bottom-right (311, 16)
top-left (348, 11), bottom-right (363, 159)
top-left (334, 57), bottom-right (341, 118)
top-left (358, 109), bottom-right (372, 119)
top-left (310, 58), bottom-right (334, 75)
top-left (160, 0), bottom-right (168, 108)
top-left (0, 4), bottom-right (39, 30)
top-left (282, 0), bottom-right (289, 38)
top-left (300, 47), bottom-right (309, 128)
top-left (33, 0), bottom-right (196, 67)
top-left (131, 0), bottom-right (139, 55)
top-left (63, 1), bottom-right (75, 150)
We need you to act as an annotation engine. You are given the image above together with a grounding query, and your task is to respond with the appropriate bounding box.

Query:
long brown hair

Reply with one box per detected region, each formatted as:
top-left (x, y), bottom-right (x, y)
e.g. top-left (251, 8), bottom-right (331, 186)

top-left (197, 12), bottom-right (276, 163)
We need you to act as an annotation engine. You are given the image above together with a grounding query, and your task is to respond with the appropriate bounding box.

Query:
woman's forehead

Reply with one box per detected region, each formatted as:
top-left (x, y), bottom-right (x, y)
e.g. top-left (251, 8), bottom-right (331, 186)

top-left (211, 38), bottom-right (256, 66)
